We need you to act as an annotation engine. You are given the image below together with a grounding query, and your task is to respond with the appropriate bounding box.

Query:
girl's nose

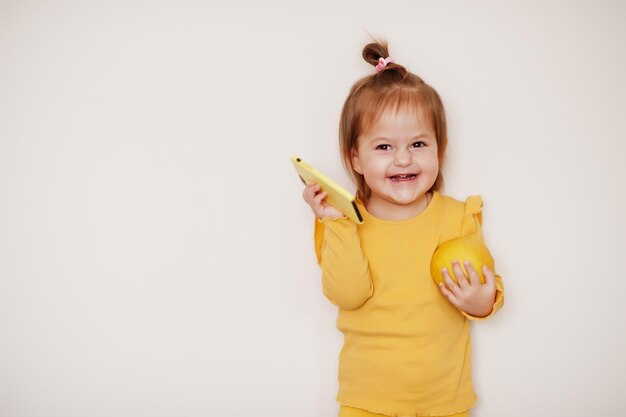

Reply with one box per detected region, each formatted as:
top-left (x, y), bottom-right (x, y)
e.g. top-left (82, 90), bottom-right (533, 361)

top-left (394, 149), bottom-right (412, 166)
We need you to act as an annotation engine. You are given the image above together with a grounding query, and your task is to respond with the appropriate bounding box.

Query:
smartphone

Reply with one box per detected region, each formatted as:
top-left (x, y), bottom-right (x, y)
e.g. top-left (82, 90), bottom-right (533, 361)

top-left (291, 155), bottom-right (363, 224)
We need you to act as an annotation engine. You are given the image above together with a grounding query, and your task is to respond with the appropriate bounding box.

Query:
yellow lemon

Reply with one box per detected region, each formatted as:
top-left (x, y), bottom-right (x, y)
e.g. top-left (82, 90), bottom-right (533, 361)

top-left (431, 236), bottom-right (495, 285)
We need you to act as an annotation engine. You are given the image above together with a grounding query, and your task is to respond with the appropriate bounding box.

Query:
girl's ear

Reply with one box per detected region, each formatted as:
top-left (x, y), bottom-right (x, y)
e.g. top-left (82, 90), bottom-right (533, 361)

top-left (351, 150), bottom-right (363, 175)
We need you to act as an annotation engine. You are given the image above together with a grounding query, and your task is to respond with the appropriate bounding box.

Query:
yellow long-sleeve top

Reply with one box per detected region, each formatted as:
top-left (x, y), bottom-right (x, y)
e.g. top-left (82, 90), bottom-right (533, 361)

top-left (314, 192), bottom-right (504, 417)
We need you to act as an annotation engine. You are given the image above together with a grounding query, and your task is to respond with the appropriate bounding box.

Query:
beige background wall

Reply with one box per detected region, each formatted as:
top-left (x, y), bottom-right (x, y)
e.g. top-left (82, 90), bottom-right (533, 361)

top-left (1, 1), bottom-right (625, 416)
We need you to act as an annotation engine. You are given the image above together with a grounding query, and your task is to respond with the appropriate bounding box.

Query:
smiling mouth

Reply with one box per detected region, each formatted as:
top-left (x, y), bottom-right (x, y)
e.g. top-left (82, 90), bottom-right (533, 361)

top-left (389, 174), bottom-right (417, 182)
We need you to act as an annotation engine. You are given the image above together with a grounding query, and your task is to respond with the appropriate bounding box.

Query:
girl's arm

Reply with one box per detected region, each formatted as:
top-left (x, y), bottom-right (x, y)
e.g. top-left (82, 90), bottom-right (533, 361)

top-left (304, 184), bottom-right (373, 310)
top-left (314, 217), bottom-right (373, 309)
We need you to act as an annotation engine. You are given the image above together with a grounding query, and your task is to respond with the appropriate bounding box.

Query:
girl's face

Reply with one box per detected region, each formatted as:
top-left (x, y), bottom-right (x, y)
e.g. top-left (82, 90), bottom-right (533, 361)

top-left (352, 107), bottom-right (439, 219)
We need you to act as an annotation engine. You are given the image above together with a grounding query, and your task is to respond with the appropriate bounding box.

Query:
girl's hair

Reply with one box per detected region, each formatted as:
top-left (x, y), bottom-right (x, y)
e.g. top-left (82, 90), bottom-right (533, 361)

top-left (339, 38), bottom-right (448, 203)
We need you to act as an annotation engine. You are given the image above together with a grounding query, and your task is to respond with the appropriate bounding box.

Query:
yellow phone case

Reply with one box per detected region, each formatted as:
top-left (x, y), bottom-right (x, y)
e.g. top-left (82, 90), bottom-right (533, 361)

top-left (291, 155), bottom-right (363, 224)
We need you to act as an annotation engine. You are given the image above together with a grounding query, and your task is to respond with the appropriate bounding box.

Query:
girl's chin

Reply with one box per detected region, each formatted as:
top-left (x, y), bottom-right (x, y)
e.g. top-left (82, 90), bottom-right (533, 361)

top-left (391, 198), bottom-right (423, 206)
top-left (381, 193), bottom-right (427, 206)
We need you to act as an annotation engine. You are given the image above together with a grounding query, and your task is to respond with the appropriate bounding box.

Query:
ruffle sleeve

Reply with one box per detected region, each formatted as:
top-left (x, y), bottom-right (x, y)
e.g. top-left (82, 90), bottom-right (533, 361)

top-left (460, 195), bottom-right (484, 240)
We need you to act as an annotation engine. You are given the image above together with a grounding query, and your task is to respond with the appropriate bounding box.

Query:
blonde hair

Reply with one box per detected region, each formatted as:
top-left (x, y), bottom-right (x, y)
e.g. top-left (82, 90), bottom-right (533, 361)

top-left (339, 38), bottom-right (448, 203)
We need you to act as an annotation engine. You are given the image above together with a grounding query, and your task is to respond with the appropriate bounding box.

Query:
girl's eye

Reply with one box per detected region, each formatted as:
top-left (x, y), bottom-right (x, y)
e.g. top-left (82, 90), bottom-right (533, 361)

top-left (412, 141), bottom-right (426, 148)
top-left (376, 144), bottom-right (391, 150)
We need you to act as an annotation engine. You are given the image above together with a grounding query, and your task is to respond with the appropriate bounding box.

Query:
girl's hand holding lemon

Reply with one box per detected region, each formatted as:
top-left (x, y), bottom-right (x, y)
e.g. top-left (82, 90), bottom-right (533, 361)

top-left (431, 236), bottom-right (497, 318)
top-left (439, 260), bottom-right (497, 318)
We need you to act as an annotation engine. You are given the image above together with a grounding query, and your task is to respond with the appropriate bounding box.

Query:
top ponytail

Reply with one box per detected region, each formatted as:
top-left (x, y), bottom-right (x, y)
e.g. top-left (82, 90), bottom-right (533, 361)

top-left (362, 40), bottom-right (409, 80)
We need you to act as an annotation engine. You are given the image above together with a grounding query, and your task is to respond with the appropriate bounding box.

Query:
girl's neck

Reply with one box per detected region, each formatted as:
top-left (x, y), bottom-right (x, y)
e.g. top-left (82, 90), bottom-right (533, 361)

top-left (365, 192), bottom-right (432, 221)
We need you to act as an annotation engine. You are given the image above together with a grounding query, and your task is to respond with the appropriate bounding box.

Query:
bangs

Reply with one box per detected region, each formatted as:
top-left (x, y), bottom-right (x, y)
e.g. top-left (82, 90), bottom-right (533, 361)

top-left (357, 86), bottom-right (436, 138)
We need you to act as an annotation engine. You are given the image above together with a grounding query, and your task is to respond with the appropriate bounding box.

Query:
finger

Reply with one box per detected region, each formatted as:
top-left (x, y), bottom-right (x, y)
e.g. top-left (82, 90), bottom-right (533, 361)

top-left (452, 260), bottom-right (469, 289)
top-left (315, 192), bottom-right (332, 216)
top-left (302, 186), bottom-right (313, 202)
top-left (314, 191), bottom-right (328, 206)
top-left (464, 261), bottom-right (481, 286)
top-left (442, 267), bottom-right (462, 297)
top-left (482, 265), bottom-right (497, 289)
top-left (302, 183), bottom-right (320, 201)
top-left (438, 283), bottom-right (460, 308)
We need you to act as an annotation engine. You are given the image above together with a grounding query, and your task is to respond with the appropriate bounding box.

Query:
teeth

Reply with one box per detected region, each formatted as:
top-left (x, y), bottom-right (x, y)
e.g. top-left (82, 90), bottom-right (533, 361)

top-left (391, 174), bottom-right (416, 181)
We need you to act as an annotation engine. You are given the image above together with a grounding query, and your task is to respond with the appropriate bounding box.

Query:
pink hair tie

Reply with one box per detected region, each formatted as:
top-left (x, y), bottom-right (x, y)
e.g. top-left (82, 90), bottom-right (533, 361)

top-left (375, 57), bottom-right (393, 72)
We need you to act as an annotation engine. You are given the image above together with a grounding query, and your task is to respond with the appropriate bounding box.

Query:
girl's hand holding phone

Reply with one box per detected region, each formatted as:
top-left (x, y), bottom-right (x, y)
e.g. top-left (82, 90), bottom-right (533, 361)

top-left (302, 183), bottom-right (344, 221)
top-left (438, 261), bottom-right (497, 318)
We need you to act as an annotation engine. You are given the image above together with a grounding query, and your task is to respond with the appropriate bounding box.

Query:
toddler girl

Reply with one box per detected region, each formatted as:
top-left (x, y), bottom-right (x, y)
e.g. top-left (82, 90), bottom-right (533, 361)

top-left (302, 39), bottom-right (504, 417)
